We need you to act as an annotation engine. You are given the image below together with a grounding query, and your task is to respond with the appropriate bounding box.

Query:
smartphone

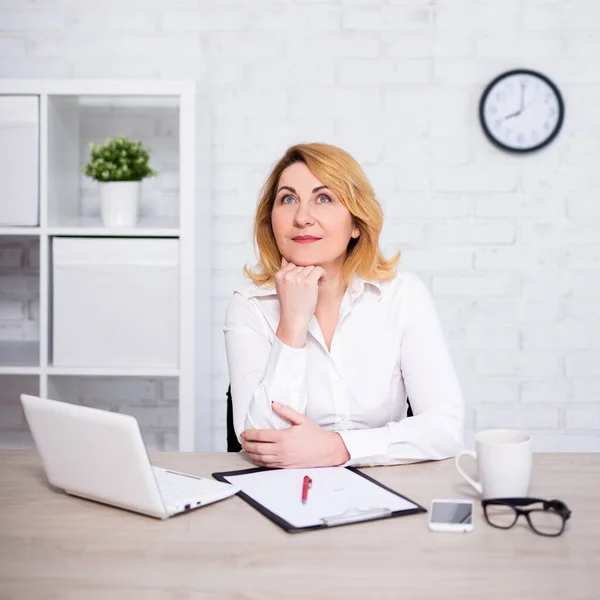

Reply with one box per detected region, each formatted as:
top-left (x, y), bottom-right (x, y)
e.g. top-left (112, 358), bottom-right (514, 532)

top-left (428, 498), bottom-right (474, 533)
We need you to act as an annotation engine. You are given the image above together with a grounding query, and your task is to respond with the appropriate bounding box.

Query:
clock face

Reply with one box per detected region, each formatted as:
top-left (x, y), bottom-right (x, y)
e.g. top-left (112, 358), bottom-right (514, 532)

top-left (479, 69), bottom-right (564, 153)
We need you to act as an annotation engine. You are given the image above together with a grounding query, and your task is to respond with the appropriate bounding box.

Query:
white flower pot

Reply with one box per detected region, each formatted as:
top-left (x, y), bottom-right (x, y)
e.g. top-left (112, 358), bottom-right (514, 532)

top-left (99, 181), bottom-right (140, 227)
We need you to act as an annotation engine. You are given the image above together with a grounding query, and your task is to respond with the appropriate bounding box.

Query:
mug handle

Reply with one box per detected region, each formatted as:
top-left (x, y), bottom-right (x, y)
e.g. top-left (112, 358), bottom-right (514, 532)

top-left (455, 450), bottom-right (483, 495)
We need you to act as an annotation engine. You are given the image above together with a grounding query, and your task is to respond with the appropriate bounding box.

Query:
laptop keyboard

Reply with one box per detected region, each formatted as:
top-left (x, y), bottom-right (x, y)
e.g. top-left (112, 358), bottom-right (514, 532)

top-left (152, 466), bottom-right (226, 508)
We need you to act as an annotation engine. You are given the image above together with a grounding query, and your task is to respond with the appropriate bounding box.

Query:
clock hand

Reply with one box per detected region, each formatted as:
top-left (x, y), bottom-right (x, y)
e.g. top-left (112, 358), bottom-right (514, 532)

top-left (520, 82), bottom-right (525, 111)
top-left (504, 109), bottom-right (522, 120)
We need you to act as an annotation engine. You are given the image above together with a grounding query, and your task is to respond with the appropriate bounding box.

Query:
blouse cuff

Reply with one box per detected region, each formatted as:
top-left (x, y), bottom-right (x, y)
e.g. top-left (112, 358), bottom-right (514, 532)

top-left (337, 427), bottom-right (391, 464)
top-left (263, 336), bottom-right (307, 392)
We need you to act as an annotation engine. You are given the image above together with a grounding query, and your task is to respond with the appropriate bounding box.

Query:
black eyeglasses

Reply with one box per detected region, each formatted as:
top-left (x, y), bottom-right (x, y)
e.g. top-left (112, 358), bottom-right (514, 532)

top-left (482, 497), bottom-right (572, 537)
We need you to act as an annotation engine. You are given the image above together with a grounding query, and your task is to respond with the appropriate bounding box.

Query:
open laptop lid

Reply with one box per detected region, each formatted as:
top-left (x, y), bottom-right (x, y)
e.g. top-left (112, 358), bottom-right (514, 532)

top-left (20, 394), bottom-right (167, 518)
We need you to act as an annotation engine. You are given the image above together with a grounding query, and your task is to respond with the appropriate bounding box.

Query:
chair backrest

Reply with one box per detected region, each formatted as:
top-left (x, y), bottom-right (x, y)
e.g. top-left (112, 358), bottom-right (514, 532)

top-left (226, 385), bottom-right (242, 453)
top-left (225, 385), bottom-right (413, 452)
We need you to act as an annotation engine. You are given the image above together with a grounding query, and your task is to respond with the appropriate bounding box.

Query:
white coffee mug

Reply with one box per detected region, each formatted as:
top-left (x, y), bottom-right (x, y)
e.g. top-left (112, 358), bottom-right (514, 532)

top-left (455, 429), bottom-right (532, 499)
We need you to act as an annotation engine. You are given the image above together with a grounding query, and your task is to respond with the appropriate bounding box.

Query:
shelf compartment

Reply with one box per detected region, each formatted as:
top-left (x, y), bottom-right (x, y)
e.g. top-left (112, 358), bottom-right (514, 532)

top-left (0, 341), bottom-right (39, 372)
top-left (0, 95), bottom-right (39, 227)
top-left (0, 375), bottom-right (38, 449)
top-left (0, 235), bottom-right (40, 370)
top-left (51, 237), bottom-right (179, 369)
top-left (48, 375), bottom-right (179, 451)
top-left (46, 95), bottom-right (180, 229)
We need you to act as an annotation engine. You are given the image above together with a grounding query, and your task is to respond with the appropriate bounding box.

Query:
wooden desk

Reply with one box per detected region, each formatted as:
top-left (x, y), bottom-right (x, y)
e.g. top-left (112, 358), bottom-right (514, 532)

top-left (0, 451), bottom-right (598, 600)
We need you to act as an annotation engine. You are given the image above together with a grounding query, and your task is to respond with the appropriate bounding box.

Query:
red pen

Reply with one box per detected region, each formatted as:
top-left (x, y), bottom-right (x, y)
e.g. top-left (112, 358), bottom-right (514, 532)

top-left (301, 475), bottom-right (312, 504)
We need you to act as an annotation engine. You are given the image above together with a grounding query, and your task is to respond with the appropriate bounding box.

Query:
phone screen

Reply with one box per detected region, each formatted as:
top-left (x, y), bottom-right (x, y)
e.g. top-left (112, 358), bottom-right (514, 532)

top-left (431, 501), bottom-right (473, 525)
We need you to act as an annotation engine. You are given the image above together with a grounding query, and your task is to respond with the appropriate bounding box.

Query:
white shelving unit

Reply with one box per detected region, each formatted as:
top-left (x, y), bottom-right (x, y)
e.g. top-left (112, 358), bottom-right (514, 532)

top-left (0, 80), bottom-right (212, 451)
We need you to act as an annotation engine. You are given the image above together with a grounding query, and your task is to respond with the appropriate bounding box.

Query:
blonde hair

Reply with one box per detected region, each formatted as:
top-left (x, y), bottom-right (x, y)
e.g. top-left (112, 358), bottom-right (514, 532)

top-left (244, 143), bottom-right (400, 287)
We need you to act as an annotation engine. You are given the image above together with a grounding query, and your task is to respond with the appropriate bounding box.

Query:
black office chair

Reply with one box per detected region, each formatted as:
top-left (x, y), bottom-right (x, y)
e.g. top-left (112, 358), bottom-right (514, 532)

top-left (226, 385), bottom-right (413, 453)
top-left (226, 385), bottom-right (242, 452)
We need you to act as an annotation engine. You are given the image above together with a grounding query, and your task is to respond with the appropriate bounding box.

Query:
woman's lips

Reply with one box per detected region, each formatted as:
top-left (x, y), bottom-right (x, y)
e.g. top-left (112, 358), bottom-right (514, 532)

top-left (292, 236), bottom-right (321, 244)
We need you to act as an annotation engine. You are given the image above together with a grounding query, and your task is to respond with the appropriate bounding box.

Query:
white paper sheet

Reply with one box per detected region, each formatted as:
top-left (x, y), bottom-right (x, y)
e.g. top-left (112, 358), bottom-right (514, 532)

top-left (222, 467), bottom-right (419, 529)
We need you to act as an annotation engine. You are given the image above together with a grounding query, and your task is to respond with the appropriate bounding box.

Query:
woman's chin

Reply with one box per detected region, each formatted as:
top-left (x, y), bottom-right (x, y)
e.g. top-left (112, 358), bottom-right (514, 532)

top-left (285, 254), bottom-right (323, 267)
top-left (294, 259), bottom-right (319, 267)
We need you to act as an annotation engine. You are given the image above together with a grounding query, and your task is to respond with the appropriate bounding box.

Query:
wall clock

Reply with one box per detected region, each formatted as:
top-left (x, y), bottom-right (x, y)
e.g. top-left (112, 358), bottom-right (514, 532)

top-left (479, 69), bottom-right (564, 153)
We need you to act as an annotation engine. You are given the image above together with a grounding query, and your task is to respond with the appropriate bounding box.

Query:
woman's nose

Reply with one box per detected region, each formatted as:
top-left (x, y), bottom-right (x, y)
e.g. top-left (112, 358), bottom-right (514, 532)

top-left (293, 202), bottom-right (315, 226)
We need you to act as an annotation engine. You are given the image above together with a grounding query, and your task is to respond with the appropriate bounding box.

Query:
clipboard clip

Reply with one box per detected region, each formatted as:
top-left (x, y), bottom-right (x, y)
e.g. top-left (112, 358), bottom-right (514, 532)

top-left (321, 507), bottom-right (392, 527)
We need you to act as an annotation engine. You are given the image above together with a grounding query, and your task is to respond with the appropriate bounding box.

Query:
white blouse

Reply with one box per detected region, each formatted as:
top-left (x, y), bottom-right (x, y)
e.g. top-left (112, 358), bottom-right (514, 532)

top-left (223, 271), bottom-right (465, 467)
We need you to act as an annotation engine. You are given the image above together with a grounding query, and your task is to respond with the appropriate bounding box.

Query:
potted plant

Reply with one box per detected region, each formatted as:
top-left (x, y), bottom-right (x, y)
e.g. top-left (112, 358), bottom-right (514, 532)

top-left (82, 135), bottom-right (157, 227)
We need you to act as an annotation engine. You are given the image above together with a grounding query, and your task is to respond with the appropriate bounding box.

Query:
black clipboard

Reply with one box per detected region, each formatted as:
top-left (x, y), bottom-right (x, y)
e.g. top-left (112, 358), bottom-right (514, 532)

top-left (213, 466), bottom-right (427, 533)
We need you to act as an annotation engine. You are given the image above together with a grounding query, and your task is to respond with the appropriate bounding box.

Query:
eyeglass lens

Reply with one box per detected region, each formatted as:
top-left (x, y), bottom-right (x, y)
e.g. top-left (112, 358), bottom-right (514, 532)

top-left (485, 503), bottom-right (565, 535)
top-left (526, 510), bottom-right (565, 535)
top-left (485, 505), bottom-right (518, 529)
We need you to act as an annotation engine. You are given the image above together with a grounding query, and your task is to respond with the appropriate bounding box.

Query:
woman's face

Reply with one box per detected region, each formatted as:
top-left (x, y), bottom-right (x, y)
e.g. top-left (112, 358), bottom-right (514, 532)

top-left (270, 162), bottom-right (360, 269)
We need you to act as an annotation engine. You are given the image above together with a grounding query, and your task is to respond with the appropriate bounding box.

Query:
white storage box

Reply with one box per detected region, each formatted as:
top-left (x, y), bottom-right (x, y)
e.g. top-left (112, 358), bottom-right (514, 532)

top-left (52, 238), bottom-right (179, 368)
top-left (0, 96), bottom-right (39, 226)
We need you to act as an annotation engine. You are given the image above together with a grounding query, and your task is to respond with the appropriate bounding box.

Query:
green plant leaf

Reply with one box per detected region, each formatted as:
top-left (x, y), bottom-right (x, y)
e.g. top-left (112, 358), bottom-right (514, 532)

top-left (81, 134), bottom-right (159, 182)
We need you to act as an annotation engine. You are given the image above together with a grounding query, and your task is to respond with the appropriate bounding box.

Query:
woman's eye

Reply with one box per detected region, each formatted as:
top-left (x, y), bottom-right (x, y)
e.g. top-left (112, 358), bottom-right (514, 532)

top-left (281, 195), bottom-right (296, 204)
top-left (316, 194), bottom-right (331, 204)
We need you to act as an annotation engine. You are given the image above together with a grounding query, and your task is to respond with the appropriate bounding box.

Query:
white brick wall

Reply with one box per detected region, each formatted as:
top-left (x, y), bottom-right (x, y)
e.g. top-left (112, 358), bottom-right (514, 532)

top-left (1, 0), bottom-right (599, 452)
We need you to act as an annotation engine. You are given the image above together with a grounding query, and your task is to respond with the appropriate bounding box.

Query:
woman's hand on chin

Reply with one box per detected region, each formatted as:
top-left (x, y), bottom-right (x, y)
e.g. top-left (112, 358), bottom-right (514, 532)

top-left (275, 257), bottom-right (326, 348)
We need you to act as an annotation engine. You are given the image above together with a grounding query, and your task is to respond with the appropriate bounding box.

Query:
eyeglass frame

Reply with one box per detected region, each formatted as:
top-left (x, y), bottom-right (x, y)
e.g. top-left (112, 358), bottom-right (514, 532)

top-left (481, 497), bottom-right (572, 537)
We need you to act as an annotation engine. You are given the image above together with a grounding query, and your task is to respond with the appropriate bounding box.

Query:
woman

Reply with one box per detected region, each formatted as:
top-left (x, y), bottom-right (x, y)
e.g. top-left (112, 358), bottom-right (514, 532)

top-left (224, 143), bottom-right (464, 468)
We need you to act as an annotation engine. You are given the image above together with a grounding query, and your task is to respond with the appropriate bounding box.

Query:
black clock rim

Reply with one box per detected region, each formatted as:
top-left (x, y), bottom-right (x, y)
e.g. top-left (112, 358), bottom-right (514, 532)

top-left (478, 68), bottom-right (565, 153)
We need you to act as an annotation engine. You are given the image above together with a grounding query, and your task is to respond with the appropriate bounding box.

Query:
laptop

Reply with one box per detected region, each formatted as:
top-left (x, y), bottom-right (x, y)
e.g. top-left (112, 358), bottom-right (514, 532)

top-left (20, 394), bottom-right (239, 519)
